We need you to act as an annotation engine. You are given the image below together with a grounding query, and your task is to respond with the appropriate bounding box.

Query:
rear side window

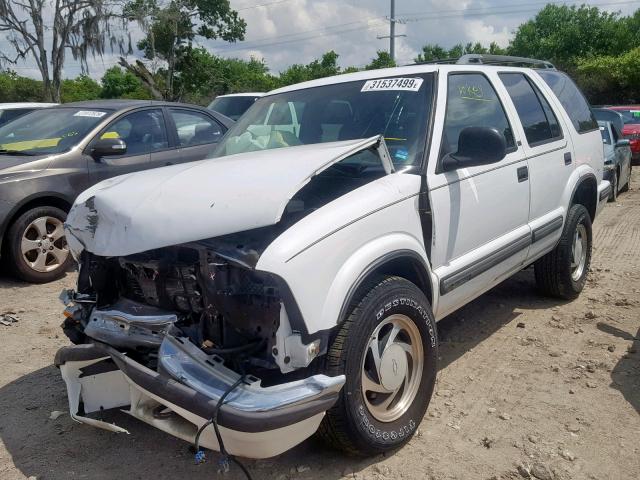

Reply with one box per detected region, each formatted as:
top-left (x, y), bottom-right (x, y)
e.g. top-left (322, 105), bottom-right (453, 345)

top-left (499, 73), bottom-right (562, 146)
top-left (170, 109), bottom-right (223, 146)
top-left (440, 73), bottom-right (515, 160)
top-left (538, 71), bottom-right (597, 134)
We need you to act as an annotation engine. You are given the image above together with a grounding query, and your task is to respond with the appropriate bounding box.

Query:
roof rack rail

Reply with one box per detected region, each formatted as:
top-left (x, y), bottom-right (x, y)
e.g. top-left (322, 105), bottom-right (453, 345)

top-left (415, 54), bottom-right (556, 69)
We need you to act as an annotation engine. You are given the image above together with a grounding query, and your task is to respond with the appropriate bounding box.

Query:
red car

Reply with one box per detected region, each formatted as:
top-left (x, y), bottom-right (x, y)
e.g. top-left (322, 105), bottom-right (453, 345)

top-left (607, 106), bottom-right (640, 163)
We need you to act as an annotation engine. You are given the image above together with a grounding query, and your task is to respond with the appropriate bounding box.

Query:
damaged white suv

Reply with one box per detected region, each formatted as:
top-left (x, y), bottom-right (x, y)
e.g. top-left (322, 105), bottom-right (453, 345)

top-left (56, 55), bottom-right (609, 459)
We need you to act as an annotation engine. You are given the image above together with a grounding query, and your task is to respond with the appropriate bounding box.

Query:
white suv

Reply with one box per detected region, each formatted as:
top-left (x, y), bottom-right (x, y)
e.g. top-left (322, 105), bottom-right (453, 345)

top-left (56, 55), bottom-right (609, 460)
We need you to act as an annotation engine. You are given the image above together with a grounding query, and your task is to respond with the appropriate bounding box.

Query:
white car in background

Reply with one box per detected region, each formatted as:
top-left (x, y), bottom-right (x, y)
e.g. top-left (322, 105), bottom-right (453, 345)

top-left (0, 103), bottom-right (57, 127)
top-left (208, 93), bottom-right (264, 121)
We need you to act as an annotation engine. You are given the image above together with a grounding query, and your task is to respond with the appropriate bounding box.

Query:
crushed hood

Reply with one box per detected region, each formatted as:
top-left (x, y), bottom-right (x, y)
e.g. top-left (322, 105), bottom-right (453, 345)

top-left (66, 136), bottom-right (390, 257)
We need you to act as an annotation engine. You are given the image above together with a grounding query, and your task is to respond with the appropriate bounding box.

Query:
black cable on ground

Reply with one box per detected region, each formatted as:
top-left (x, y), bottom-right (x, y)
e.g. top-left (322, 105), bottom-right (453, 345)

top-left (193, 375), bottom-right (253, 480)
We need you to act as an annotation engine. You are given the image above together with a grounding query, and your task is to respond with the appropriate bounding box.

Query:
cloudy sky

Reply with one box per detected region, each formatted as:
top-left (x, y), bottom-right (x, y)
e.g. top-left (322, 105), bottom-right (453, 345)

top-left (2, 0), bottom-right (639, 79)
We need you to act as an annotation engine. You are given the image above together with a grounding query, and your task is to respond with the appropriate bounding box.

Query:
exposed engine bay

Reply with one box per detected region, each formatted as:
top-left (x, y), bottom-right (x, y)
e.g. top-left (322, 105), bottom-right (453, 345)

top-left (62, 242), bottom-right (318, 381)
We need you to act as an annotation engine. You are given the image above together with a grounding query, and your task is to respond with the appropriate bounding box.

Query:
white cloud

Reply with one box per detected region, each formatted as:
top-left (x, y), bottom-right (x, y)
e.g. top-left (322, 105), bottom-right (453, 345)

top-left (3, 0), bottom-right (638, 80)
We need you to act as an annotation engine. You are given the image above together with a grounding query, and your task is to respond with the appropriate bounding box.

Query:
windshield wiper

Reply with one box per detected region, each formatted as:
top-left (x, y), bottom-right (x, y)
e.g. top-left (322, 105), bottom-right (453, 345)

top-left (0, 149), bottom-right (35, 156)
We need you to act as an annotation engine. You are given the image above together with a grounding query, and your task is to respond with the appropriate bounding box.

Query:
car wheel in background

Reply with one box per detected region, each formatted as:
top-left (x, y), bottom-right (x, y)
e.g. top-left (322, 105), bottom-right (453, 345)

top-left (620, 163), bottom-right (631, 193)
top-left (5, 206), bottom-right (72, 283)
top-left (534, 204), bottom-right (592, 300)
top-left (318, 276), bottom-right (438, 456)
top-left (608, 170), bottom-right (618, 202)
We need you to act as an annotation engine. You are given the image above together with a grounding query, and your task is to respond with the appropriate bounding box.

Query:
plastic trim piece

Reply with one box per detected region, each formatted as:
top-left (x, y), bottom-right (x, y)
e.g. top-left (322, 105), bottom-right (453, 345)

top-left (440, 233), bottom-right (531, 295)
top-left (532, 216), bottom-right (564, 243)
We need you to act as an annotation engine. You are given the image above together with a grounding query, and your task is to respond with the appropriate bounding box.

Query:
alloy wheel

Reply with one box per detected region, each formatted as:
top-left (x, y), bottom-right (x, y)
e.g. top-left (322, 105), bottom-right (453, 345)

top-left (571, 223), bottom-right (588, 282)
top-left (361, 313), bottom-right (424, 423)
top-left (21, 216), bottom-right (69, 273)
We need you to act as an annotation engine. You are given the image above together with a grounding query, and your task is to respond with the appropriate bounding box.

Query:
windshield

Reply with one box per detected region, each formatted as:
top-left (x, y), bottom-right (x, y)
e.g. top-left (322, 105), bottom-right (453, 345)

top-left (0, 107), bottom-right (111, 154)
top-left (213, 74), bottom-right (434, 169)
top-left (209, 96), bottom-right (259, 121)
top-left (613, 108), bottom-right (640, 125)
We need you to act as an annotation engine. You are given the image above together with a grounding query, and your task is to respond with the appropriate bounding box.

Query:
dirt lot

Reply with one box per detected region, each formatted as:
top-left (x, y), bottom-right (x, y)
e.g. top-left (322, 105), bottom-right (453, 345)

top-left (0, 173), bottom-right (638, 480)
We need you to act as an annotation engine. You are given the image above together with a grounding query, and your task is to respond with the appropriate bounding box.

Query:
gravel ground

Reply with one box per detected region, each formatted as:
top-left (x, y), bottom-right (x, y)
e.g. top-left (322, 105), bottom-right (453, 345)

top-left (0, 172), bottom-right (638, 480)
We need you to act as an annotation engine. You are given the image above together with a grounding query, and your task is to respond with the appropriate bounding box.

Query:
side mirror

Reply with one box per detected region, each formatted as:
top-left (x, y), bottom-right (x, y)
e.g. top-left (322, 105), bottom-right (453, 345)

top-left (441, 126), bottom-right (507, 172)
top-left (615, 138), bottom-right (630, 148)
top-left (91, 138), bottom-right (126, 159)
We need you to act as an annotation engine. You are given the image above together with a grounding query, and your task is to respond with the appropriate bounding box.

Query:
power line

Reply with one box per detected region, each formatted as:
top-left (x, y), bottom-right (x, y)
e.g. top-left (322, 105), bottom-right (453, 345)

top-left (213, 0), bottom-right (640, 54)
top-left (236, 0), bottom-right (297, 11)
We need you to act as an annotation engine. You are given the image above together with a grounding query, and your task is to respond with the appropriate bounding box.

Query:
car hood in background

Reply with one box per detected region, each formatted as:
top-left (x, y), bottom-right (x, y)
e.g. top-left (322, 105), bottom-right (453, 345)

top-left (0, 153), bottom-right (52, 173)
top-left (65, 137), bottom-right (387, 257)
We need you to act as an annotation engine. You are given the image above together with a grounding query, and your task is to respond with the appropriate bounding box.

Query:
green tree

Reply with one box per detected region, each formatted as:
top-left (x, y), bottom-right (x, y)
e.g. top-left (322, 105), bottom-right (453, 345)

top-left (415, 44), bottom-right (449, 62)
top-left (60, 75), bottom-right (102, 102)
top-left (0, 0), bottom-right (129, 102)
top-left (0, 71), bottom-right (44, 102)
top-left (278, 51), bottom-right (341, 86)
top-left (415, 42), bottom-right (505, 63)
top-left (365, 51), bottom-right (396, 70)
top-left (509, 4), bottom-right (633, 69)
top-left (576, 47), bottom-right (640, 104)
top-left (100, 66), bottom-right (152, 99)
top-left (122, 0), bottom-right (246, 99)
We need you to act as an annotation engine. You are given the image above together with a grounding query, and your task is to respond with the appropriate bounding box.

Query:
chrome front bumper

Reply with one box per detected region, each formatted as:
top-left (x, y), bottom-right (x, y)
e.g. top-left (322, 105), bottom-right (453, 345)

top-left (55, 332), bottom-right (345, 458)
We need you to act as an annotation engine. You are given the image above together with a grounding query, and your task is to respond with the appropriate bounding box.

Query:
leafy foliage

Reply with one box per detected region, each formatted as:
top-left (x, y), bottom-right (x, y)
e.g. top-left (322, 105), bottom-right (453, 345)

top-left (123, 0), bottom-right (246, 99)
top-left (60, 75), bottom-right (102, 102)
top-left (0, 71), bottom-right (45, 102)
top-left (509, 4), bottom-right (635, 69)
top-left (576, 47), bottom-right (640, 104)
top-left (415, 42), bottom-right (506, 63)
top-left (365, 51), bottom-right (396, 70)
top-left (100, 67), bottom-right (153, 99)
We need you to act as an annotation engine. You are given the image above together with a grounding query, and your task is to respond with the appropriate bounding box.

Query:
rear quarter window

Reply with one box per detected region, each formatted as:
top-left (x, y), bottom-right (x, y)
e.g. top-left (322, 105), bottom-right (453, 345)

top-left (537, 71), bottom-right (598, 134)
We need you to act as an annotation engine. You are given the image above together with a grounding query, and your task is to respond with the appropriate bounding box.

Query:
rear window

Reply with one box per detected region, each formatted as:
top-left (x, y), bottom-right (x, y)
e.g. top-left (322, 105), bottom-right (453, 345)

top-left (538, 71), bottom-right (598, 134)
top-left (208, 96), bottom-right (258, 121)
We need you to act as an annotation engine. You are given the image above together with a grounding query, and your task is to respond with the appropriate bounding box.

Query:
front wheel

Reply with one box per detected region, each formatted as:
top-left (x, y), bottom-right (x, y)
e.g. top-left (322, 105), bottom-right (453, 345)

top-left (5, 206), bottom-right (72, 283)
top-left (318, 276), bottom-right (438, 456)
top-left (534, 204), bottom-right (592, 300)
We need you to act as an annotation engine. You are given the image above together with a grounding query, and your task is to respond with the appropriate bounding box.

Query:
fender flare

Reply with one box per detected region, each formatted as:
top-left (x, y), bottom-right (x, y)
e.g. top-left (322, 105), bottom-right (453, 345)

top-left (336, 249), bottom-right (435, 326)
top-left (567, 171), bottom-right (598, 220)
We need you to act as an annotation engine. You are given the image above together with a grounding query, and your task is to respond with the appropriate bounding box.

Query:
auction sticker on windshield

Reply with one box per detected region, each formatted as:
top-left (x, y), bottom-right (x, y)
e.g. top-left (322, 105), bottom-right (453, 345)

top-left (361, 77), bottom-right (423, 92)
top-left (73, 110), bottom-right (107, 118)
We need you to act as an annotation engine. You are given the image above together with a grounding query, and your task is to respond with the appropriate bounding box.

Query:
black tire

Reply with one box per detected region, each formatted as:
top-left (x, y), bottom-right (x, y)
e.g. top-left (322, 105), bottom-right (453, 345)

top-left (534, 204), bottom-right (592, 300)
top-left (620, 163), bottom-right (631, 193)
top-left (5, 206), bottom-right (72, 283)
top-left (318, 276), bottom-right (438, 456)
top-left (608, 170), bottom-right (618, 202)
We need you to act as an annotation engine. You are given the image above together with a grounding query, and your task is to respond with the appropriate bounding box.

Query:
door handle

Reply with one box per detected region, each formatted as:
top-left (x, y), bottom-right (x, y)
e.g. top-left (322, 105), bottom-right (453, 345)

top-left (517, 166), bottom-right (529, 182)
top-left (564, 152), bottom-right (572, 165)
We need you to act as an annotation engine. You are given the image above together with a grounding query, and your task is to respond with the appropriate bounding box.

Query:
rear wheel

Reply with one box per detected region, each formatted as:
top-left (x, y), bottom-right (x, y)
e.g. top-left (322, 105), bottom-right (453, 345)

top-left (5, 206), bottom-right (72, 283)
top-left (318, 276), bottom-right (437, 456)
top-left (534, 204), bottom-right (592, 300)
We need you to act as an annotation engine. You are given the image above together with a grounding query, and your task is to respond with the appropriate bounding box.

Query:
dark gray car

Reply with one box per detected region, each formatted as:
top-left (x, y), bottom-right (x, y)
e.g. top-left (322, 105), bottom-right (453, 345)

top-left (0, 100), bottom-right (233, 283)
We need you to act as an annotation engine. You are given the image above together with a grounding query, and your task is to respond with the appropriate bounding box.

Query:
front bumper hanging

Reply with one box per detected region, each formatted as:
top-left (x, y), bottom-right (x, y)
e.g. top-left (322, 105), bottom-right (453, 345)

top-left (55, 336), bottom-right (345, 459)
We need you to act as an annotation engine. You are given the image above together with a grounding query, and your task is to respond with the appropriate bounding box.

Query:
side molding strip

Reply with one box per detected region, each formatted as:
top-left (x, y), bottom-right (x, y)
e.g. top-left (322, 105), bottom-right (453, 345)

top-left (532, 216), bottom-right (563, 243)
top-left (440, 233), bottom-right (532, 295)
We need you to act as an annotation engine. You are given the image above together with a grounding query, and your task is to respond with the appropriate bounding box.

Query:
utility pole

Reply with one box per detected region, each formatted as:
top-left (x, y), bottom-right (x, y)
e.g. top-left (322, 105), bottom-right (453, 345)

top-left (377, 0), bottom-right (406, 63)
